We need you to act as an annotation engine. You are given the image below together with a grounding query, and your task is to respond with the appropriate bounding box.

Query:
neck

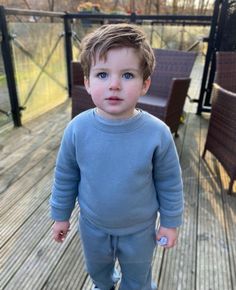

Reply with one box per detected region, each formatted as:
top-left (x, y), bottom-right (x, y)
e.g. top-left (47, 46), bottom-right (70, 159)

top-left (95, 108), bottom-right (139, 120)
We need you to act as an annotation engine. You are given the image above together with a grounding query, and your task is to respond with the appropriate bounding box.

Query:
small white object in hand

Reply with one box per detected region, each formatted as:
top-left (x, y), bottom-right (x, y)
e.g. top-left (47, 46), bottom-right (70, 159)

top-left (156, 236), bottom-right (168, 246)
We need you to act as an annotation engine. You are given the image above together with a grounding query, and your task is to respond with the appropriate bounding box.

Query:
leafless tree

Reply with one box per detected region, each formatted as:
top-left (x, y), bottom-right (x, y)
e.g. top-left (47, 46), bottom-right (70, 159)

top-left (0, 0), bottom-right (215, 15)
top-left (112, 0), bottom-right (120, 11)
top-left (22, 0), bottom-right (31, 9)
top-left (172, 0), bottom-right (178, 14)
top-left (144, 0), bottom-right (152, 14)
top-left (47, 0), bottom-right (54, 11)
top-left (154, 0), bottom-right (160, 14)
top-left (197, 0), bottom-right (212, 14)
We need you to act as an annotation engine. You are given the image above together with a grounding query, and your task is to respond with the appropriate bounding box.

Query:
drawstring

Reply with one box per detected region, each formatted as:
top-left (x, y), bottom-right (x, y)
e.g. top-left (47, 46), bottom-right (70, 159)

top-left (108, 235), bottom-right (119, 261)
top-left (113, 236), bottom-right (118, 261)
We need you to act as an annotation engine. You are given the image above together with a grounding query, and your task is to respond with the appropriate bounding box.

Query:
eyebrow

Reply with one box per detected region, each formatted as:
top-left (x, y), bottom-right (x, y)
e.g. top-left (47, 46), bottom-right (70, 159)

top-left (92, 67), bottom-right (140, 72)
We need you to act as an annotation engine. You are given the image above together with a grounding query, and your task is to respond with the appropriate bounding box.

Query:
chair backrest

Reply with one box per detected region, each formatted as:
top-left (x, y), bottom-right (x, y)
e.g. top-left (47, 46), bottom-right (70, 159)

top-left (71, 61), bottom-right (85, 86)
top-left (148, 49), bottom-right (196, 98)
top-left (207, 84), bottom-right (236, 183)
top-left (215, 51), bottom-right (236, 93)
top-left (71, 61), bottom-right (95, 118)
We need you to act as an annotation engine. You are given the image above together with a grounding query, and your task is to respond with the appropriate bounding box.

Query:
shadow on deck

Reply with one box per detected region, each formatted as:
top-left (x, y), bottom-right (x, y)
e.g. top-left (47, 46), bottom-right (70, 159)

top-left (0, 99), bottom-right (235, 290)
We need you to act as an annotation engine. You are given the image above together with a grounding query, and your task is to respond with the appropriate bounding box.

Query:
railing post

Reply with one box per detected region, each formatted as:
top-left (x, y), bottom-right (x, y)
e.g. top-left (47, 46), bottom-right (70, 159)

top-left (196, 0), bottom-right (221, 115)
top-left (64, 13), bottom-right (73, 98)
top-left (0, 5), bottom-right (22, 126)
top-left (130, 12), bottom-right (136, 23)
top-left (196, 0), bottom-right (228, 114)
top-left (203, 0), bottom-right (229, 108)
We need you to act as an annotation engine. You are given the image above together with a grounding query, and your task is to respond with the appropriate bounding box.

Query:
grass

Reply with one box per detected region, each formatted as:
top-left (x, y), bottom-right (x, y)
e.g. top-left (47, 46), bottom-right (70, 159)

top-left (0, 75), bottom-right (6, 84)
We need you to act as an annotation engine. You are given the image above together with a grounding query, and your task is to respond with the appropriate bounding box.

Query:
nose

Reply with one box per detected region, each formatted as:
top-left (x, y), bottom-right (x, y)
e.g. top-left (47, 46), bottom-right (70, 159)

top-left (109, 76), bottom-right (121, 90)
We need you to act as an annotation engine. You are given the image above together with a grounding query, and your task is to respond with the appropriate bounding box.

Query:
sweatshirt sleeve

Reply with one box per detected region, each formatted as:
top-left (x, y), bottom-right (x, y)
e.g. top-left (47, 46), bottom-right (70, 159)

top-left (50, 123), bottom-right (80, 221)
top-left (153, 127), bottom-right (184, 228)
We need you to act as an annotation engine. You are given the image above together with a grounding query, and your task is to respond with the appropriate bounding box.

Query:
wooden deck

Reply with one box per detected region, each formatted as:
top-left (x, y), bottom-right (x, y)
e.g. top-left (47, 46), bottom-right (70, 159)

top-left (1, 99), bottom-right (236, 290)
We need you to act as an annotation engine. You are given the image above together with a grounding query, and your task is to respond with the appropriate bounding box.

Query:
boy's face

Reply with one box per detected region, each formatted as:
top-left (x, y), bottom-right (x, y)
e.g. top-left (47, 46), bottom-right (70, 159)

top-left (84, 47), bottom-right (151, 119)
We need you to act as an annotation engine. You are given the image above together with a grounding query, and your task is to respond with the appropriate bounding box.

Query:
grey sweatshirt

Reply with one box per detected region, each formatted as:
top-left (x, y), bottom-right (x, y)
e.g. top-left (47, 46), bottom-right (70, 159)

top-left (50, 109), bottom-right (184, 235)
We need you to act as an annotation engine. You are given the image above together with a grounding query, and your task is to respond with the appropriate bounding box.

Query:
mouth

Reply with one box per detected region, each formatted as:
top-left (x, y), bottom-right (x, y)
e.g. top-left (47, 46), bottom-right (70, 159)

top-left (106, 97), bottom-right (123, 101)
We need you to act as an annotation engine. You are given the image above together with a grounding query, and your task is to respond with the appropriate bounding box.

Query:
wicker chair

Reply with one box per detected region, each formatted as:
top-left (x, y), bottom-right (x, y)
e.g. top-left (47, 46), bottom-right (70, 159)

top-left (137, 49), bottom-right (196, 136)
top-left (202, 52), bottom-right (236, 194)
top-left (71, 49), bottom-right (196, 126)
top-left (71, 62), bottom-right (94, 118)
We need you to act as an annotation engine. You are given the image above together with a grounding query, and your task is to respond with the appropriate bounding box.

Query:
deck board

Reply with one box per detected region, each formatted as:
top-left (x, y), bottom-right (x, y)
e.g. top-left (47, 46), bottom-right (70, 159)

top-left (158, 113), bottom-right (200, 290)
top-left (224, 193), bottom-right (236, 288)
top-left (1, 101), bottom-right (236, 290)
top-left (0, 149), bottom-right (57, 216)
top-left (1, 172), bottom-right (53, 247)
top-left (0, 103), bottom-right (70, 195)
top-left (197, 115), bottom-right (233, 290)
top-left (42, 235), bottom-right (87, 290)
top-left (1, 201), bottom-right (52, 288)
top-left (2, 211), bottom-right (79, 290)
top-left (215, 156), bottom-right (236, 288)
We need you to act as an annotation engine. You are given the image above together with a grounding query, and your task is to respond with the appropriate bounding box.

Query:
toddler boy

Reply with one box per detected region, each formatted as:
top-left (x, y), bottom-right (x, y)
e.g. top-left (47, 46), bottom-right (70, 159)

top-left (50, 23), bottom-right (184, 290)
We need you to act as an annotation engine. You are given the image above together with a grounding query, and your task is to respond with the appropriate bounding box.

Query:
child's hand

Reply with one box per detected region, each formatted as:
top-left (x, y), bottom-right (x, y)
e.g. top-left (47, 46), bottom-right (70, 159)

top-left (52, 221), bottom-right (70, 243)
top-left (156, 226), bottom-right (178, 249)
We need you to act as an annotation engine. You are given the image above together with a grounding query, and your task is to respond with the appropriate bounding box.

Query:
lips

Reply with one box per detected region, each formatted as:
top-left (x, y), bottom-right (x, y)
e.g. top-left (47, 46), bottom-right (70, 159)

top-left (105, 97), bottom-right (123, 105)
top-left (106, 97), bottom-right (123, 101)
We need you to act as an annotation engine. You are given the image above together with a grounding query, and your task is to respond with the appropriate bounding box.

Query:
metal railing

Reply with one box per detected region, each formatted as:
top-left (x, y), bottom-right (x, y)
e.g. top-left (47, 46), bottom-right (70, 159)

top-left (0, 2), bottom-right (228, 127)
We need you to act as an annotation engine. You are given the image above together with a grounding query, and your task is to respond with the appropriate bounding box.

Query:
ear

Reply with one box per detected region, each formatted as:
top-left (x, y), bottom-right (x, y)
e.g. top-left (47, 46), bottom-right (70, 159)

top-left (141, 77), bottom-right (151, 96)
top-left (84, 77), bottom-right (91, 95)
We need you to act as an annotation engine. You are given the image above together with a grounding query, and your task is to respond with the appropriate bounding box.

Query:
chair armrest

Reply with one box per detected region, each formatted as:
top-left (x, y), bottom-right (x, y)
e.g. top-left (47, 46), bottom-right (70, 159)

top-left (210, 83), bottom-right (236, 121)
top-left (163, 78), bottom-right (191, 135)
top-left (167, 78), bottom-right (191, 110)
top-left (213, 83), bottom-right (236, 98)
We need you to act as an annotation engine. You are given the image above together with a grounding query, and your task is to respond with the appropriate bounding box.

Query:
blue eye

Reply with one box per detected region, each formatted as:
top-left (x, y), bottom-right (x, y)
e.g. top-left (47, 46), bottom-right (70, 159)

top-left (123, 72), bottom-right (134, 79)
top-left (97, 72), bottom-right (108, 79)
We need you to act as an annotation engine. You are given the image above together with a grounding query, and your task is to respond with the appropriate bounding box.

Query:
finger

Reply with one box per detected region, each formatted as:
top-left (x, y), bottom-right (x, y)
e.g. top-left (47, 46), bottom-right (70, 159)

top-left (53, 231), bottom-right (64, 243)
top-left (59, 231), bottom-right (67, 240)
top-left (53, 236), bottom-right (63, 243)
top-left (165, 240), bottom-right (177, 249)
top-left (156, 233), bottom-right (163, 240)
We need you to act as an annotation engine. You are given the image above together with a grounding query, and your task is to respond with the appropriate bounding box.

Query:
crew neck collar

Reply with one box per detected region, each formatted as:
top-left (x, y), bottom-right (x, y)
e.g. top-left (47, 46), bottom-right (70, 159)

top-left (91, 108), bottom-right (145, 133)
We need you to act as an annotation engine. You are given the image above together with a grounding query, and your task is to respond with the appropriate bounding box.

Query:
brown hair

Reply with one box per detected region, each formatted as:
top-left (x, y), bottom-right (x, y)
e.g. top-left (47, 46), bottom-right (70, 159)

top-left (80, 23), bottom-right (155, 81)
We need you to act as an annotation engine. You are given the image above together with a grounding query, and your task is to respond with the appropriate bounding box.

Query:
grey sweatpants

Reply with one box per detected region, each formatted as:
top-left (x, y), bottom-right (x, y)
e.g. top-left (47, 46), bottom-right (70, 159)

top-left (79, 214), bottom-right (157, 290)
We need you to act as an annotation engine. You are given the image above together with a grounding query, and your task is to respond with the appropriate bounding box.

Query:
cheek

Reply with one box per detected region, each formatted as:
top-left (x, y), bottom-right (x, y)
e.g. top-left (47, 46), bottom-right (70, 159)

top-left (90, 85), bottom-right (105, 105)
top-left (91, 85), bottom-right (104, 97)
top-left (89, 80), bottom-right (104, 95)
top-left (126, 82), bottom-right (145, 97)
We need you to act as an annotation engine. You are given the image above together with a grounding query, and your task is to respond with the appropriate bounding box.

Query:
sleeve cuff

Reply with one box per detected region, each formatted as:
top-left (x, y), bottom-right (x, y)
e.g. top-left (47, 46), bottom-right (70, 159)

top-left (160, 213), bottom-right (183, 228)
top-left (50, 206), bottom-right (73, 221)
